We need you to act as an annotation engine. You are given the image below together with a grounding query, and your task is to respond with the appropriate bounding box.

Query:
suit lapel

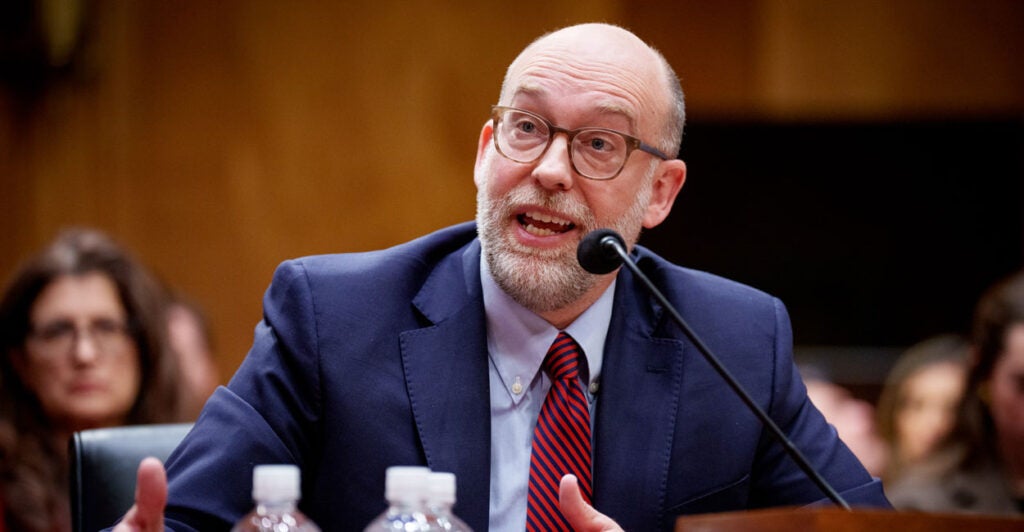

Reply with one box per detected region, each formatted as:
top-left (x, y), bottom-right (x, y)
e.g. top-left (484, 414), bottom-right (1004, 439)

top-left (399, 242), bottom-right (491, 531)
top-left (393, 238), bottom-right (690, 530)
top-left (592, 266), bottom-right (686, 531)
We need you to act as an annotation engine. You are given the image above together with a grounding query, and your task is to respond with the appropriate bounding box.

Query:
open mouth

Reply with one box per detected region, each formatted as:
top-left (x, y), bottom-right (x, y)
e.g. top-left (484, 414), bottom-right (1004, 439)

top-left (518, 211), bottom-right (575, 236)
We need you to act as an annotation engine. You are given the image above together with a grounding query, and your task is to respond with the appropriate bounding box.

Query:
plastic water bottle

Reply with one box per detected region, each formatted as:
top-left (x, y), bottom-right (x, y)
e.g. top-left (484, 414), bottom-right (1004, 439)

top-left (232, 464), bottom-right (321, 532)
top-left (424, 472), bottom-right (472, 531)
top-left (363, 466), bottom-right (431, 531)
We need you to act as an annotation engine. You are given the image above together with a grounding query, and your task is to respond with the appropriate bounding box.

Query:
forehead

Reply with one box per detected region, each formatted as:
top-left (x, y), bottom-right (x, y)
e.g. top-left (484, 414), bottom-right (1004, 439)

top-left (502, 29), bottom-right (667, 130)
top-left (31, 272), bottom-right (125, 322)
top-left (902, 362), bottom-right (964, 396)
top-left (508, 81), bottom-right (639, 132)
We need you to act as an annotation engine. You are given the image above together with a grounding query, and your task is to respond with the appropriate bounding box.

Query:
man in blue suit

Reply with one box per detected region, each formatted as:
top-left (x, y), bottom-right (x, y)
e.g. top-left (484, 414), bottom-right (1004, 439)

top-left (116, 23), bottom-right (889, 531)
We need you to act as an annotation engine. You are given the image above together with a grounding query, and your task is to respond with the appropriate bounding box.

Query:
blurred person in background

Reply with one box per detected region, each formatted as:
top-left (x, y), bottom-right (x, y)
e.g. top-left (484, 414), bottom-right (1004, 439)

top-left (165, 293), bottom-right (220, 419)
top-left (875, 334), bottom-right (968, 487)
top-left (0, 228), bottom-right (190, 532)
top-left (801, 365), bottom-right (889, 477)
top-left (886, 273), bottom-right (1024, 515)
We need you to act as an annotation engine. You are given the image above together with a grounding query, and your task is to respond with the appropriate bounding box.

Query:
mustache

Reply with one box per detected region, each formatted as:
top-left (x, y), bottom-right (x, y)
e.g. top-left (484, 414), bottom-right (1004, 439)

top-left (499, 185), bottom-right (593, 227)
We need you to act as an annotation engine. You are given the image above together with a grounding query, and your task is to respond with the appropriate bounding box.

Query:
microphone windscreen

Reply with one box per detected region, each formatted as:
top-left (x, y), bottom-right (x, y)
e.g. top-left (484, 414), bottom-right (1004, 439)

top-left (577, 229), bottom-right (625, 274)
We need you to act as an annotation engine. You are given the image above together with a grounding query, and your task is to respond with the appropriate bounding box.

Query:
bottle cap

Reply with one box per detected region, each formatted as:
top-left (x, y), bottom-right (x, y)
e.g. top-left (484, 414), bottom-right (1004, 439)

top-left (385, 466), bottom-right (429, 502)
top-left (252, 464), bottom-right (301, 502)
top-left (427, 472), bottom-right (457, 505)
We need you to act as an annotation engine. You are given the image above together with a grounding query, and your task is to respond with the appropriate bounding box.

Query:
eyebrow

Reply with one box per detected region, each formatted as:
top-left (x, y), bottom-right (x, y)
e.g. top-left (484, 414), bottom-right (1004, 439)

top-left (508, 84), bottom-right (639, 134)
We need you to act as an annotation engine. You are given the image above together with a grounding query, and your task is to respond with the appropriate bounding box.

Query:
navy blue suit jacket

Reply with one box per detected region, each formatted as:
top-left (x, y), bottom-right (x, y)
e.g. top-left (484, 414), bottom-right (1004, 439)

top-left (160, 222), bottom-right (888, 531)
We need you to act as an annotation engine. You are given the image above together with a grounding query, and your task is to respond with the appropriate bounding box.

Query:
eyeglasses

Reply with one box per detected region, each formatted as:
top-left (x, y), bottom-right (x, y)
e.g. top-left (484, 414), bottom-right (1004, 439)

top-left (27, 318), bottom-right (133, 358)
top-left (490, 106), bottom-right (671, 180)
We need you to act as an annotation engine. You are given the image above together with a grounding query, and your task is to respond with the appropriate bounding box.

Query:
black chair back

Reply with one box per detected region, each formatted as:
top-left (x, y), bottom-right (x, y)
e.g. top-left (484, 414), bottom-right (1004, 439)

top-left (69, 423), bottom-right (192, 532)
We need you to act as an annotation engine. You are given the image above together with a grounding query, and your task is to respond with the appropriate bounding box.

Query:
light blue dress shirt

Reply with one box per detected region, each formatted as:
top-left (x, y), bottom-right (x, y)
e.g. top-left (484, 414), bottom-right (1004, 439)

top-left (481, 258), bottom-right (615, 531)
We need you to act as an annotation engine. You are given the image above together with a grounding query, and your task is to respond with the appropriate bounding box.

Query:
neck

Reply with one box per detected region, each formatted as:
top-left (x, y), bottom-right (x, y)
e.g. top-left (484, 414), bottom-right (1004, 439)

top-left (539, 275), bottom-right (615, 329)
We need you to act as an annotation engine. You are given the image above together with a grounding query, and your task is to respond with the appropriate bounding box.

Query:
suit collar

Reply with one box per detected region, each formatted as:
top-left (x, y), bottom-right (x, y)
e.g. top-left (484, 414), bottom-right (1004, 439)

top-left (399, 235), bottom-right (689, 530)
top-left (592, 261), bottom-right (686, 530)
top-left (400, 240), bottom-right (491, 531)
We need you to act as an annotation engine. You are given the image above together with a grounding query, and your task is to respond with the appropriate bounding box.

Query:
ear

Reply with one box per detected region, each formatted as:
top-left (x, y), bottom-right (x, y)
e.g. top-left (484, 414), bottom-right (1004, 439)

top-left (642, 159), bottom-right (687, 228)
top-left (473, 120), bottom-right (495, 189)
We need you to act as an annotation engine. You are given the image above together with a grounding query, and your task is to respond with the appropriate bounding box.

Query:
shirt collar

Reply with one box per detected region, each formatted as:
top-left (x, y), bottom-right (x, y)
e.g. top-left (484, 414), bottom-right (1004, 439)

top-left (480, 256), bottom-right (613, 402)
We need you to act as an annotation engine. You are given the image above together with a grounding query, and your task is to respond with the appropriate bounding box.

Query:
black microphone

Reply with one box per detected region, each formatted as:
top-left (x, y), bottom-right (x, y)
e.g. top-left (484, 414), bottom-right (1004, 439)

top-left (577, 229), bottom-right (852, 510)
top-left (577, 229), bottom-right (625, 275)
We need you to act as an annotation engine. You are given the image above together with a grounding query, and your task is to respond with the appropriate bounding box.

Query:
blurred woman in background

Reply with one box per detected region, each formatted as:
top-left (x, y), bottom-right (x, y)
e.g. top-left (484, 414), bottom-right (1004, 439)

top-left (0, 228), bottom-right (189, 532)
top-left (876, 334), bottom-right (968, 486)
top-left (886, 272), bottom-right (1024, 515)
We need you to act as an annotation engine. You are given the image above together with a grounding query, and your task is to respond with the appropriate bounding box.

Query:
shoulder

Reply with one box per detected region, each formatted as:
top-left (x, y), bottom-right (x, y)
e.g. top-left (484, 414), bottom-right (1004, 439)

top-left (621, 245), bottom-right (788, 352)
top-left (271, 222), bottom-right (477, 287)
top-left (259, 223), bottom-right (478, 323)
top-left (633, 244), bottom-right (781, 312)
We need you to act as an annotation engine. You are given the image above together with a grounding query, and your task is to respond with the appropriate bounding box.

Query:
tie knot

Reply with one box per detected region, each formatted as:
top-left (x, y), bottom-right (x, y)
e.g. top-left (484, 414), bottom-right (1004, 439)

top-left (543, 332), bottom-right (581, 381)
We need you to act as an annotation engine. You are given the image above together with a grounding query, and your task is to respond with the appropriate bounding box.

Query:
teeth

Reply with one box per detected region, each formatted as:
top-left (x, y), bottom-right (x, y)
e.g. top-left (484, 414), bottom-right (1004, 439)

top-left (519, 211), bottom-right (574, 237)
top-left (524, 211), bottom-right (570, 227)
top-left (524, 225), bottom-right (557, 236)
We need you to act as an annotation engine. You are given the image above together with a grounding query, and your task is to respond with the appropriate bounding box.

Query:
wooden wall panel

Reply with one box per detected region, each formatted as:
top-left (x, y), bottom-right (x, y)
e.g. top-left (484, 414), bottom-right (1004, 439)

top-left (2, 0), bottom-right (1022, 380)
top-left (752, 0), bottom-right (1024, 118)
top-left (0, 1), bottom-right (623, 380)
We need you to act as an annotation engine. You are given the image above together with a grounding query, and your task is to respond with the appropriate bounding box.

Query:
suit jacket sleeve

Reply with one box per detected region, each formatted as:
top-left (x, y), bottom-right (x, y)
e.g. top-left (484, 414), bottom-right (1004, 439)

top-left (155, 223), bottom-right (489, 531)
top-left (160, 259), bottom-right (326, 530)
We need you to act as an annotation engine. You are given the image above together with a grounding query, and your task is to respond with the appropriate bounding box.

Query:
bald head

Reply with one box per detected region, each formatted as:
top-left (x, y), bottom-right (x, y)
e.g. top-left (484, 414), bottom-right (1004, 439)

top-left (499, 23), bottom-right (685, 156)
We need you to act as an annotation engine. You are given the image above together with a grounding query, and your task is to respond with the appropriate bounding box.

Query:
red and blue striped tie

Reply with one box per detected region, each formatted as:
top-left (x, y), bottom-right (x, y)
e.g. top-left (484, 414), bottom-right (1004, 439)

top-left (526, 332), bottom-right (593, 531)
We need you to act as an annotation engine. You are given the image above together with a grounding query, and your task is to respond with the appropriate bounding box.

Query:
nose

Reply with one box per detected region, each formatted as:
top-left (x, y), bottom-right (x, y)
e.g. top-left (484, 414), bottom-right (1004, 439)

top-left (71, 331), bottom-right (100, 364)
top-left (532, 133), bottom-right (575, 191)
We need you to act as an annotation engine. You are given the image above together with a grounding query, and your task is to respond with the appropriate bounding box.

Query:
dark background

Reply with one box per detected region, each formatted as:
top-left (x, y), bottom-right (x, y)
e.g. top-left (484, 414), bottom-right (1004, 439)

top-left (644, 119), bottom-right (1024, 390)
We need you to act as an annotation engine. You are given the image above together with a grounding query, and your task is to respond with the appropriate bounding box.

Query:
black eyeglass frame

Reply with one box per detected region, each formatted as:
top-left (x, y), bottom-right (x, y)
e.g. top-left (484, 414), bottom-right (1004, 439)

top-left (490, 105), bottom-right (672, 180)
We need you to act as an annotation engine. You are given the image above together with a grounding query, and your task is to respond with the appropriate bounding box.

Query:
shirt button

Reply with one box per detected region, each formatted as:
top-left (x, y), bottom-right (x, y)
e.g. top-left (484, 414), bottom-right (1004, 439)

top-left (589, 381), bottom-right (600, 394)
top-left (512, 376), bottom-right (523, 395)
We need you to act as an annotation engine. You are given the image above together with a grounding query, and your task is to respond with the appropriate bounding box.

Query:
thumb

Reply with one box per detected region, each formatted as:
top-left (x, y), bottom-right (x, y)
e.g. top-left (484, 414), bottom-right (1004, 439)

top-left (558, 474), bottom-right (622, 532)
top-left (113, 457), bottom-right (167, 532)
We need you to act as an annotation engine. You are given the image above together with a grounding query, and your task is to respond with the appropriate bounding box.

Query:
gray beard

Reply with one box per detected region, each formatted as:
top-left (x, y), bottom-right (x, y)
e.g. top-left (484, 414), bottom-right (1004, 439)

top-left (475, 172), bottom-right (653, 315)
top-left (477, 187), bottom-right (596, 313)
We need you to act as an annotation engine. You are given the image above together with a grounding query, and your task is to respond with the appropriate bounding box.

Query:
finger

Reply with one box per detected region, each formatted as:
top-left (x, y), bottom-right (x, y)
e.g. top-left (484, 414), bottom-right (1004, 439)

top-left (111, 506), bottom-right (138, 532)
top-left (131, 457), bottom-right (168, 530)
top-left (559, 474), bottom-right (622, 532)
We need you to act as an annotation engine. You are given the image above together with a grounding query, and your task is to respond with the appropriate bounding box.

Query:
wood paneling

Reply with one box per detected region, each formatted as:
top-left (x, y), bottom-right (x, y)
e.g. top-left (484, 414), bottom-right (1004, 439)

top-left (2, 1), bottom-right (1022, 379)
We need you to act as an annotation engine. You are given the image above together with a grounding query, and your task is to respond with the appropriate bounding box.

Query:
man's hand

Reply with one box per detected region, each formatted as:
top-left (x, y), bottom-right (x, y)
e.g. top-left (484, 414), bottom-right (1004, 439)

top-left (559, 474), bottom-right (623, 532)
top-left (112, 457), bottom-right (167, 532)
